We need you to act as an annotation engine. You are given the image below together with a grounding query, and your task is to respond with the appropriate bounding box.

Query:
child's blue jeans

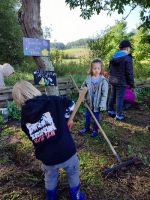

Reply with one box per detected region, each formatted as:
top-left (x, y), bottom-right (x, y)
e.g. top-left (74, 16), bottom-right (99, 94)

top-left (108, 85), bottom-right (126, 115)
top-left (42, 153), bottom-right (80, 190)
top-left (85, 109), bottom-right (100, 132)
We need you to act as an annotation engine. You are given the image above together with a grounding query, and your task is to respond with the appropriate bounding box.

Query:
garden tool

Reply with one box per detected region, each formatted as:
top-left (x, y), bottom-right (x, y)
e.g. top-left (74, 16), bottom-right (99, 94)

top-left (68, 86), bottom-right (87, 127)
top-left (70, 75), bottom-right (140, 176)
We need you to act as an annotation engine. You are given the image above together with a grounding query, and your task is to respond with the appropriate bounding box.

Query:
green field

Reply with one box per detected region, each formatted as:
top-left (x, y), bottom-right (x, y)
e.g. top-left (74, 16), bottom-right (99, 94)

top-left (63, 47), bottom-right (90, 58)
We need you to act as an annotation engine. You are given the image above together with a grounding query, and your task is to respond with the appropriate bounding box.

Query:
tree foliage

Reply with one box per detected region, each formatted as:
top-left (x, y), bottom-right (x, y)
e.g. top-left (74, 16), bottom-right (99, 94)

top-left (133, 28), bottom-right (150, 61)
top-left (0, 0), bottom-right (23, 64)
top-left (65, 0), bottom-right (150, 28)
top-left (132, 27), bottom-right (150, 78)
top-left (88, 22), bottom-right (128, 65)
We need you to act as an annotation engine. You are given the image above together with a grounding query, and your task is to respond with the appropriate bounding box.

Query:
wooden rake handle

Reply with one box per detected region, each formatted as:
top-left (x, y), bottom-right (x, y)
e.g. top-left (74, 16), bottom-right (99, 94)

top-left (67, 86), bottom-right (88, 125)
top-left (69, 75), bottom-right (122, 163)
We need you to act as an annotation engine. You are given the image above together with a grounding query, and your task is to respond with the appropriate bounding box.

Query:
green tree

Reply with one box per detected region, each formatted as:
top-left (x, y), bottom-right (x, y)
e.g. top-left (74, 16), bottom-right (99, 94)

top-left (133, 28), bottom-right (150, 61)
top-left (0, 0), bottom-right (23, 64)
top-left (132, 27), bottom-right (150, 78)
top-left (88, 22), bottom-right (128, 66)
top-left (65, 0), bottom-right (150, 28)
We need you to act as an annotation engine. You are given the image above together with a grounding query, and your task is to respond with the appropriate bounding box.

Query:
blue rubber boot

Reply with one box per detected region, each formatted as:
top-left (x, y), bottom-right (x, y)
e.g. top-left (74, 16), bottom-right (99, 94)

top-left (70, 184), bottom-right (85, 200)
top-left (46, 188), bottom-right (57, 200)
top-left (79, 128), bottom-right (89, 134)
top-left (90, 131), bottom-right (98, 137)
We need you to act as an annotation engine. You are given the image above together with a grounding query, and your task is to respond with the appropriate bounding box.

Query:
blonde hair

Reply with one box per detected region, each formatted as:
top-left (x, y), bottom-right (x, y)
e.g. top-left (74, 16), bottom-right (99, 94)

top-left (12, 80), bottom-right (41, 107)
top-left (88, 58), bottom-right (104, 76)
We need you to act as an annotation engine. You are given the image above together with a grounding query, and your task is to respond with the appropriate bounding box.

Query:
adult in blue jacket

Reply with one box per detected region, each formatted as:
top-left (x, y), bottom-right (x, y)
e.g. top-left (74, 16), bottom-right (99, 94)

top-left (108, 40), bottom-right (134, 121)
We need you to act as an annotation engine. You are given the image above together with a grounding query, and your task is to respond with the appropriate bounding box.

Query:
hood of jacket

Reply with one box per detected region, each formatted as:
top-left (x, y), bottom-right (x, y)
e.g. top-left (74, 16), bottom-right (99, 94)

top-left (22, 95), bottom-right (50, 123)
top-left (111, 51), bottom-right (128, 65)
top-left (1, 63), bottom-right (15, 77)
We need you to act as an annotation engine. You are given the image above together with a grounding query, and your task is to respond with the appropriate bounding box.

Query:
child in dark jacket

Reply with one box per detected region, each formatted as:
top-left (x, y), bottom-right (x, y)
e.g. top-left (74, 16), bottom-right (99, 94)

top-left (108, 40), bottom-right (134, 121)
top-left (12, 80), bottom-right (85, 200)
top-left (79, 59), bottom-right (108, 137)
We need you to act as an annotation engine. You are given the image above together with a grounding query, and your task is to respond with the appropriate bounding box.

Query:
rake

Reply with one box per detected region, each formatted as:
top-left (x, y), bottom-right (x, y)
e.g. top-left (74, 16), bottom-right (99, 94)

top-left (70, 75), bottom-right (140, 176)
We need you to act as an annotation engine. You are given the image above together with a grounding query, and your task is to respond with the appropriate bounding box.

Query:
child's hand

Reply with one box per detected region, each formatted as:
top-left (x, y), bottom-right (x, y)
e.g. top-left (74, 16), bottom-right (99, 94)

top-left (68, 120), bottom-right (74, 129)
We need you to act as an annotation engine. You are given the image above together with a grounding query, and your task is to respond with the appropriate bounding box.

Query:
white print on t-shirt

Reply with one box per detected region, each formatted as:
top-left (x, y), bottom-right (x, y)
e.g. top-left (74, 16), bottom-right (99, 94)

top-left (26, 112), bottom-right (57, 143)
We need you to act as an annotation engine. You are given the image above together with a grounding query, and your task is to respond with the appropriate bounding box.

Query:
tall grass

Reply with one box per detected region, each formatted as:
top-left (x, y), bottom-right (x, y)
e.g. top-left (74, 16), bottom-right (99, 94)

top-left (54, 61), bottom-right (89, 76)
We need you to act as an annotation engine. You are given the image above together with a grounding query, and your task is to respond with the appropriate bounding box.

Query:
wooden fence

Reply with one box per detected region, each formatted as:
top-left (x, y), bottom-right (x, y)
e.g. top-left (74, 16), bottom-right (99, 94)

top-left (0, 77), bottom-right (77, 107)
top-left (0, 77), bottom-right (150, 107)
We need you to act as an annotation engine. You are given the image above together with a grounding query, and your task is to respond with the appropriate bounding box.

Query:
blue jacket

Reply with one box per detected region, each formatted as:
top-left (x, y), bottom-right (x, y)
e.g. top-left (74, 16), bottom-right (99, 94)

top-left (109, 51), bottom-right (134, 87)
top-left (21, 95), bottom-right (76, 165)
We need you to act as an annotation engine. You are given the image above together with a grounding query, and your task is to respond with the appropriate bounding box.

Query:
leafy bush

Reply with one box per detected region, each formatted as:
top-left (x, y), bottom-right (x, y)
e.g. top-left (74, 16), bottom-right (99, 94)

top-left (8, 101), bottom-right (21, 120)
top-left (50, 49), bottom-right (63, 65)
top-left (135, 87), bottom-right (150, 102)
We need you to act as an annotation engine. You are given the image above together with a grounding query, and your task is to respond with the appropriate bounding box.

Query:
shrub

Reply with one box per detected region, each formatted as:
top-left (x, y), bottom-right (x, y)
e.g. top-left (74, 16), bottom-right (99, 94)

top-left (8, 101), bottom-right (21, 120)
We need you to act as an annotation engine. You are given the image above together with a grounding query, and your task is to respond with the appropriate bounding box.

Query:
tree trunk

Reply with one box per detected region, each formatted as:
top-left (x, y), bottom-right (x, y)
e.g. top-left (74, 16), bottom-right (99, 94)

top-left (19, 0), bottom-right (59, 95)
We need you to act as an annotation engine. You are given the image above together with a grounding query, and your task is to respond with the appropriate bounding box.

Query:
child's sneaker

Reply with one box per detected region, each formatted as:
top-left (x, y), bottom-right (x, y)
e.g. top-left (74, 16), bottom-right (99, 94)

top-left (146, 125), bottom-right (150, 131)
top-left (107, 110), bottom-right (116, 118)
top-left (79, 128), bottom-right (89, 134)
top-left (90, 131), bottom-right (98, 137)
top-left (115, 114), bottom-right (125, 121)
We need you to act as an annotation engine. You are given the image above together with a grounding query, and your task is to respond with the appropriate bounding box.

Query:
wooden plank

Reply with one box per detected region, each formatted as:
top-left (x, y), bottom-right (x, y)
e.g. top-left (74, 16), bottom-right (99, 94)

top-left (59, 90), bottom-right (67, 96)
top-left (1, 77), bottom-right (149, 105)
top-left (58, 84), bottom-right (75, 90)
top-left (57, 77), bottom-right (70, 82)
top-left (0, 94), bottom-right (12, 101)
top-left (136, 84), bottom-right (150, 89)
top-left (135, 80), bottom-right (150, 86)
top-left (0, 102), bottom-right (7, 107)
top-left (0, 87), bottom-right (13, 94)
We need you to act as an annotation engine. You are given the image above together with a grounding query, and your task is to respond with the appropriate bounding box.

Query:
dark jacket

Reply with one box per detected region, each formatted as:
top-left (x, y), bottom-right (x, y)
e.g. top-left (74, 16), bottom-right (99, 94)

top-left (109, 51), bottom-right (134, 87)
top-left (21, 94), bottom-right (76, 165)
